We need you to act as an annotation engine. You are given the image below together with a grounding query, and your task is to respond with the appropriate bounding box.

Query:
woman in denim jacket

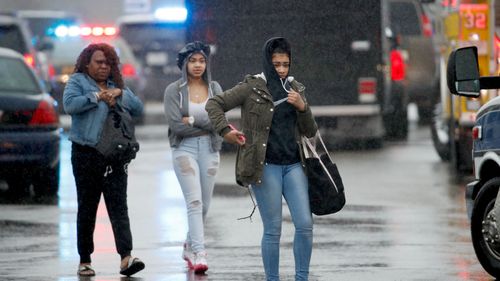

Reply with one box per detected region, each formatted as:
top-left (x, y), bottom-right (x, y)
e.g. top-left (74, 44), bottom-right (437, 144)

top-left (63, 43), bottom-right (144, 277)
top-left (206, 37), bottom-right (317, 281)
top-left (164, 41), bottom-right (223, 274)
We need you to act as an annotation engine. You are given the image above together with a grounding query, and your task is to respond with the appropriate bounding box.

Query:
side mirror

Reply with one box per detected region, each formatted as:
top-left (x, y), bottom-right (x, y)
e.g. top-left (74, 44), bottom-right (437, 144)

top-left (446, 46), bottom-right (480, 97)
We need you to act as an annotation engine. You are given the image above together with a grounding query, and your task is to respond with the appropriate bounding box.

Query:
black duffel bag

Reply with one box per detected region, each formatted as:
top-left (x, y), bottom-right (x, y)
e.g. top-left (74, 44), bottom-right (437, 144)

top-left (96, 103), bottom-right (139, 163)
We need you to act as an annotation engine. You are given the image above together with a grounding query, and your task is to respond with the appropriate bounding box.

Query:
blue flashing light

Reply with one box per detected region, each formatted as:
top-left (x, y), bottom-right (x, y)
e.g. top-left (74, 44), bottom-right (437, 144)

top-left (54, 25), bottom-right (69, 37)
top-left (154, 7), bottom-right (188, 23)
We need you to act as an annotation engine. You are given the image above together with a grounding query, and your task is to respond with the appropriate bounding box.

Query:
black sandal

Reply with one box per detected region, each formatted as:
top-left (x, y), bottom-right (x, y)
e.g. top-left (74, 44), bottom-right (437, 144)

top-left (119, 257), bottom-right (145, 276)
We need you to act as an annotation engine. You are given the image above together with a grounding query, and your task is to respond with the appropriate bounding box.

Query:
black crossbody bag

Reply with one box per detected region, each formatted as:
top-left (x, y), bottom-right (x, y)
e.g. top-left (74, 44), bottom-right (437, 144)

top-left (96, 103), bottom-right (139, 163)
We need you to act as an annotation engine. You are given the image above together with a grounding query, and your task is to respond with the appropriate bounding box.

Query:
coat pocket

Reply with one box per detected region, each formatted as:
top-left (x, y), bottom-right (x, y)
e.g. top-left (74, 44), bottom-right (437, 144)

top-left (237, 144), bottom-right (256, 177)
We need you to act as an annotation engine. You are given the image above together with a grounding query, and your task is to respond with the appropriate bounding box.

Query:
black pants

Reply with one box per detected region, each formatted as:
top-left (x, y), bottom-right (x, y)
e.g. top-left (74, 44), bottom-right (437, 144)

top-left (71, 142), bottom-right (133, 263)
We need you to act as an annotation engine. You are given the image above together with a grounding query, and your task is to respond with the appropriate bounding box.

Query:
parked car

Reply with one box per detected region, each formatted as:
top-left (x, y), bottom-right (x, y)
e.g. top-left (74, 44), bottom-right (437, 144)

top-left (117, 13), bottom-right (185, 102)
top-left (388, 0), bottom-right (438, 123)
top-left (0, 13), bottom-right (51, 83)
top-left (47, 34), bottom-right (146, 115)
top-left (0, 47), bottom-right (60, 201)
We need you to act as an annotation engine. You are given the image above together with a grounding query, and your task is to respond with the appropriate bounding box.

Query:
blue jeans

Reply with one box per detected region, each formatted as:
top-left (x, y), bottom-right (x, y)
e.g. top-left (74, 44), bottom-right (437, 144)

top-left (172, 135), bottom-right (220, 253)
top-left (252, 162), bottom-right (313, 281)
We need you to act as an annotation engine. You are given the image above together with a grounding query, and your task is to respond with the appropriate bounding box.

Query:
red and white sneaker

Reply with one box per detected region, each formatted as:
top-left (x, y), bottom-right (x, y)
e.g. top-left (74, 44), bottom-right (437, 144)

top-left (193, 251), bottom-right (208, 274)
top-left (182, 243), bottom-right (194, 268)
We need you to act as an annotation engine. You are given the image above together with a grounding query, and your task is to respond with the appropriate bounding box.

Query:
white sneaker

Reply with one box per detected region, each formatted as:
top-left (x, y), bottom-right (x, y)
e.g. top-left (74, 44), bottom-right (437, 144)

top-left (182, 243), bottom-right (194, 268)
top-left (193, 251), bottom-right (208, 274)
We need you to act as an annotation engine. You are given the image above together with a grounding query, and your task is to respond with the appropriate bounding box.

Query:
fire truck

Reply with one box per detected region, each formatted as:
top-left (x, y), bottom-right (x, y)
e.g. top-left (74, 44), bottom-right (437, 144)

top-left (431, 0), bottom-right (499, 172)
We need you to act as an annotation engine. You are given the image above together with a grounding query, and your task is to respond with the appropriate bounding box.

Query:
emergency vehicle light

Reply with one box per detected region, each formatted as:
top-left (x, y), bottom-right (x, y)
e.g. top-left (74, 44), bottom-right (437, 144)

top-left (54, 25), bottom-right (117, 38)
top-left (154, 7), bottom-right (188, 23)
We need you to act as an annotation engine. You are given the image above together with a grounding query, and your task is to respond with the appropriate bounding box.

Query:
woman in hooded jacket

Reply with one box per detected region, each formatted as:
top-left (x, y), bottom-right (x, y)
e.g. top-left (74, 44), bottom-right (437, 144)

top-left (206, 37), bottom-right (318, 281)
top-left (163, 41), bottom-right (223, 274)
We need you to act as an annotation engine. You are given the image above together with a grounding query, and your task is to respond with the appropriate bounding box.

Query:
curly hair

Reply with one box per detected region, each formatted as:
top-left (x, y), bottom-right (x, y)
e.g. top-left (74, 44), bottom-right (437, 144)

top-left (73, 43), bottom-right (124, 89)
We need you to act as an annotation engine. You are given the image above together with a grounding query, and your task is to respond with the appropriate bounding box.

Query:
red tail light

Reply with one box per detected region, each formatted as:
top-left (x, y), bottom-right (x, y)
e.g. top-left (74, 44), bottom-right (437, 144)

top-left (472, 126), bottom-right (482, 140)
top-left (122, 63), bottom-right (136, 77)
top-left (29, 100), bottom-right (58, 125)
top-left (23, 53), bottom-right (35, 69)
top-left (390, 50), bottom-right (405, 81)
top-left (48, 63), bottom-right (56, 78)
top-left (421, 14), bottom-right (433, 37)
top-left (358, 77), bottom-right (377, 102)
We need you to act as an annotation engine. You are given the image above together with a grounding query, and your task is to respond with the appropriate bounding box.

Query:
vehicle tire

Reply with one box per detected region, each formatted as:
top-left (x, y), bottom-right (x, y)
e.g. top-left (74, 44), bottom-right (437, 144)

top-left (430, 102), bottom-right (450, 161)
top-left (384, 103), bottom-right (408, 140)
top-left (471, 177), bottom-right (500, 277)
top-left (33, 162), bottom-right (60, 199)
top-left (5, 176), bottom-right (30, 200)
top-left (418, 105), bottom-right (433, 125)
top-left (384, 82), bottom-right (408, 140)
top-left (364, 138), bottom-right (383, 149)
top-left (418, 82), bottom-right (440, 125)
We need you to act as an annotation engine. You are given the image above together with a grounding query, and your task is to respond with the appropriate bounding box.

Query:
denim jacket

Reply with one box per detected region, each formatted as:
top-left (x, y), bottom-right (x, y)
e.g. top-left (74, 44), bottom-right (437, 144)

top-left (63, 73), bottom-right (143, 146)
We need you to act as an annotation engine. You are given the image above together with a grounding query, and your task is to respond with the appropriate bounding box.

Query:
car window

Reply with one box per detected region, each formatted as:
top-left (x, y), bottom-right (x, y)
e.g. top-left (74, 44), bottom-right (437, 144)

top-left (0, 24), bottom-right (29, 54)
top-left (0, 57), bottom-right (39, 93)
top-left (390, 2), bottom-right (421, 36)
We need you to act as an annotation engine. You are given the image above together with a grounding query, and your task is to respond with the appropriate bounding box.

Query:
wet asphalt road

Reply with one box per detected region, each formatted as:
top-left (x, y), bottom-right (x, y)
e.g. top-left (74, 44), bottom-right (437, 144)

top-left (0, 121), bottom-right (495, 281)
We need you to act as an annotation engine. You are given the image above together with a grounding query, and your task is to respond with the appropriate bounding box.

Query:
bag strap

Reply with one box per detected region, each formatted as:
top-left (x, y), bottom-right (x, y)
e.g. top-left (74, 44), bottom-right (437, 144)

top-left (316, 132), bottom-right (334, 163)
top-left (302, 133), bottom-right (339, 193)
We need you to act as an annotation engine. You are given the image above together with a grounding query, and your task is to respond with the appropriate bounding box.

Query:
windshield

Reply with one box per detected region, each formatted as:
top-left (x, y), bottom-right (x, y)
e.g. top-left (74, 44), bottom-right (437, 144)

top-left (0, 24), bottom-right (29, 54)
top-left (0, 57), bottom-right (40, 93)
top-left (119, 22), bottom-right (185, 53)
top-left (390, 2), bottom-right (421, 36)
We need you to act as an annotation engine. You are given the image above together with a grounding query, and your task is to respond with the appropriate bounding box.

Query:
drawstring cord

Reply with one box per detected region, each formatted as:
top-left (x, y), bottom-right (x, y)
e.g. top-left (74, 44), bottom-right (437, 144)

top-left (104, 165), bottom-right (113, 177)
top-left (280, 77), bottom-right (291, 93)
top-left (273, 77), bottom-right (296, 107)
top-left (238, 187), bottom-right (257, 221)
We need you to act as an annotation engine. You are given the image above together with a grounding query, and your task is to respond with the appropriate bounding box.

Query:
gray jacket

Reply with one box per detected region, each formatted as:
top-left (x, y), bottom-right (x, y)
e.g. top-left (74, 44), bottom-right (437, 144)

top-left (164, 78), bottom-right (224, 152)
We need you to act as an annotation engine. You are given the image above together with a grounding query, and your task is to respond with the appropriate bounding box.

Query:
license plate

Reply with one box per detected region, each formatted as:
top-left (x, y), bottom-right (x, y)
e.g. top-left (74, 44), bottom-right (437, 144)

top-left (146, 52), bottom-right (168, 66)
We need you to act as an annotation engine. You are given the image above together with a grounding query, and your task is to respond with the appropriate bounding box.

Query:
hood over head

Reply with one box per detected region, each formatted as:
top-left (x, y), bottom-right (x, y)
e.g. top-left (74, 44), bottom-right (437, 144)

top-left (262, 37), bottom-right (292, 100)
top-left (177, 41), bottom-right (212, 86)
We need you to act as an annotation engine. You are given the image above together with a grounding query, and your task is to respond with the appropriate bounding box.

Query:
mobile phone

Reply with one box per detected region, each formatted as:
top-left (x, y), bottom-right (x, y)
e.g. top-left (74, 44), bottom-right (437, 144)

top-left (229, 124), bottom-right (246, 142)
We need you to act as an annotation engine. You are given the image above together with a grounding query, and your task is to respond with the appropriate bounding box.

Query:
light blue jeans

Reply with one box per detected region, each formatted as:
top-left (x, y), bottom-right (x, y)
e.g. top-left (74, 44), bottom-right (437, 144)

top-left (172, 135), bottom-right (220, 253)
top-left (252, 162), bottom-right (313, 281)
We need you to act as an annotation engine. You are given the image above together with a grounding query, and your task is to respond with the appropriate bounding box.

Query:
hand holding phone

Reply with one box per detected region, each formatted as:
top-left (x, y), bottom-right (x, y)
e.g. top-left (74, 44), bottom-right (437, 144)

top-left (228, 124), bottom-right (246, 144)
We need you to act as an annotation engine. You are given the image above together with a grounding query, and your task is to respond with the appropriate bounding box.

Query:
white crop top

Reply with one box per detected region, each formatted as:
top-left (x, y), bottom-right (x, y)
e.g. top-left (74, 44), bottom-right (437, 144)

top-left (189, 98), bottom-right (209, 125)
